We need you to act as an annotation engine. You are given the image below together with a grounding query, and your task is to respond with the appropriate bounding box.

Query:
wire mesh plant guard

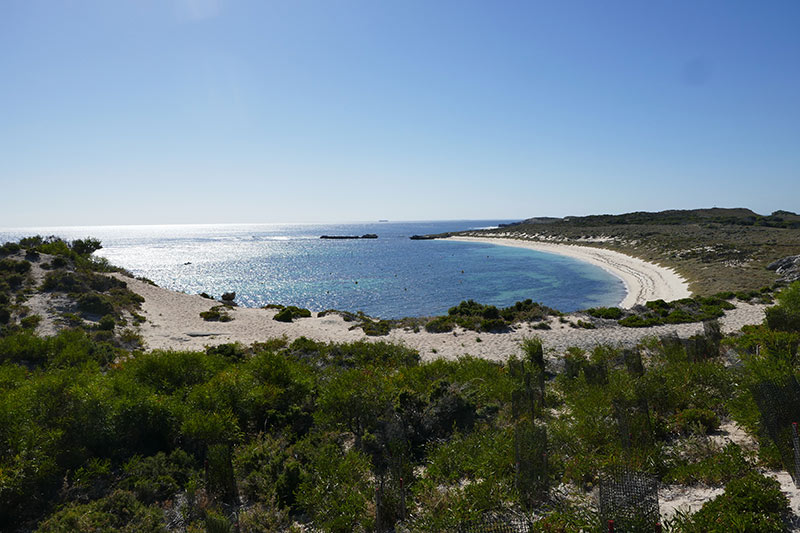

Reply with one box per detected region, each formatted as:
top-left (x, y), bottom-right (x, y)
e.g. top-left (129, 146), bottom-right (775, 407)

top-left (510, 340), bottom-right (549, 508)
top-left (457, 509), bottom-right (532, 533)
top-left (792, 423), bottom-right (800, 489)
top-left (514, 420), bottom-right (548, 506)
top-left (598, 468), bottom-right (660, 533)
top-left (613, 396), bottom-right (653, 450)
top-left (753, 376), bottom-right (800, 487)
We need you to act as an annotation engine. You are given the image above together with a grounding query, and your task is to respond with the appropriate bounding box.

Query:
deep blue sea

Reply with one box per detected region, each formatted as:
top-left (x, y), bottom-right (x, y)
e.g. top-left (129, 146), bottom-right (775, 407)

top-left (0, 221), bottom-right (625, 318)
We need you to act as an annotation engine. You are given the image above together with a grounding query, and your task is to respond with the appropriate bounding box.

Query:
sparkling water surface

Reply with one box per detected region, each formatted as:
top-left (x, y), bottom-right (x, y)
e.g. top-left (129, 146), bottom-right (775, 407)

top-left (0, 221), bottom-right (626, 318)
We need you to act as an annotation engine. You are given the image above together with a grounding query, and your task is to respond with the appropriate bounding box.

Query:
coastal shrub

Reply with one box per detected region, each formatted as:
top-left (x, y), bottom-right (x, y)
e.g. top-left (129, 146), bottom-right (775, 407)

top-left (619, 315), bottom-right (661, 327)
top-left (479, 317), bottom-right (507, 332)
top-left (672, 407), bottom-right (719, 434)
top-left (765, 281), bottom-right (800, 332)
top-left (425, 316), bottom-right (455, 333)
top-left (98, 314), bottom-right (116, 331)
top-left (20, 315), bottom-right (41, 330)
top-left (664, 442), bottom-right (753, 485)
top-left (295, 442), bottom-right (373, 533)
top-left (119, 449), bottom-right (194, 504)
top-left (200, 305), bottom-right (233, 322)
top-left (1, 273), bottom-right (26, 290)
top-left (273, 306), bottom-right (311, 323)
top-left (358, 319), bottom-right (392, 336)
top-left (0, 259), bottom-right (31, 275)
top-left (671, 471), bottom-right (789, 532)
top-left (618, 296), bottom-right (735, 328)
top-left (0, 242), bottom-right (21, 256)
top-left (41, 271), bottom-right (87, 293)
top-left (33, 490), bottom-right (167, 533)
top-left (587, 307), bottom-right (623, 320)
top-left (77, 293), bottom-right (115, 317)
top-left (206, 343), bottom-right (247, 360)
top-left (425, 425), bottom-right (514, 485)
top-left (70, 238), bottom-right (102, 258)
top-left (438, 299), bottom-right (556, 332)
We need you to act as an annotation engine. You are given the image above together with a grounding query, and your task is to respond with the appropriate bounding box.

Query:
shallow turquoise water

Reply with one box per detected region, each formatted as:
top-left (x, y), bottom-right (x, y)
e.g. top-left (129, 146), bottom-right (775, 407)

top-left (0, 221), bottom-right (626, 318)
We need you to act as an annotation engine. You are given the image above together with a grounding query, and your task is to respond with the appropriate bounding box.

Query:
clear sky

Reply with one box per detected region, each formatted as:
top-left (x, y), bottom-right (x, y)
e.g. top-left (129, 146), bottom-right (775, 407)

top-left (1, 0), bottom-right (798, 226)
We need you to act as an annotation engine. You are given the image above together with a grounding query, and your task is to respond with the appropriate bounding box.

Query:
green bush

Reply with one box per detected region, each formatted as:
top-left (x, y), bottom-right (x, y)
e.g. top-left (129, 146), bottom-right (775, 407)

top-left (77, 293), bottom-right (115, 317)
top-left (664, 442), bottom-right (753, 485)
top-left (359, 320), bottom-right (392, 336)
top-left (200, 305), bottom-right (233, 322)
top-left (273, 306), bottom-right (311, 322)
top-left (98, 314), bottom-right (116, 331)
top-left (765, 281), bottom-right (800, 332)
top-left (41, 271), bottom-right (87, 293)
top-left (587, 307), bottom-right (623, 320)
top-left (119, 450), bottom-right (194, 504)
top-left (425, 315), bottom-right (455, 333)
top-left (672, 408), bottom-right (719, 434)
top-left (20, 315), bottom-right (41, 330)
top-left (295, 442), bottom-right (373, 533)
top-left (33, 490), bottom-right (167, 533)
top-left (0, 242), bottom-right (21, 256)
top-left (0, 259), bottom-right (31, 274)
top-left (674, 471), bottom-right (789, 532)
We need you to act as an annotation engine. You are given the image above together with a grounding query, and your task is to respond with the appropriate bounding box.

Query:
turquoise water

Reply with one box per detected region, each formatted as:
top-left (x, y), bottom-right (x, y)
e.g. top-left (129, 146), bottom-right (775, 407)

top-left (0, 221), bottom-right (626, 318)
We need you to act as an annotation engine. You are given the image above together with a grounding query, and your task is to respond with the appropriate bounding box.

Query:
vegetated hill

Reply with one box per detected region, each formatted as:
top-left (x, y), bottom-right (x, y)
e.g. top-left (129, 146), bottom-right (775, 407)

top-left (514, 207), bottom-right (800, 229)
top-left (459, 208), bottom-right (800, 295)
top-left (0, 236), bottom-right (146, 349)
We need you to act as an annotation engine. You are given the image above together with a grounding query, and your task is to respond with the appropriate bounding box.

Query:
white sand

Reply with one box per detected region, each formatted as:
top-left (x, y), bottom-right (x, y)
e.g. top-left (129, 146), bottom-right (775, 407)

top-left (445, 236), bottom-right (691, 308)
top-left (117, 275), bottom-right (765, 362)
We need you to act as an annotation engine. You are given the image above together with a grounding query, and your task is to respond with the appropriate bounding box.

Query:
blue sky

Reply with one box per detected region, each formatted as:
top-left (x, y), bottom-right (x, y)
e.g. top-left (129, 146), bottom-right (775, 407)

top-left (1, 0), bottom-right (798, 226)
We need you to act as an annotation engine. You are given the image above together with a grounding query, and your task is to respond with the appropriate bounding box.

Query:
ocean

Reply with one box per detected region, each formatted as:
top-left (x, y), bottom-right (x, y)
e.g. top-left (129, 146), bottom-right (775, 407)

top-left (0, 221), bottom-right (626, 318)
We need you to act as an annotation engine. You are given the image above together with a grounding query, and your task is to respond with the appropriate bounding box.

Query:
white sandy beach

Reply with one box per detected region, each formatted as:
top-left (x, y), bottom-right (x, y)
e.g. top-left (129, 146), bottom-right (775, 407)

top-left (107, 238), bottom-right (753, 360)
top-left (445, 236), bottom-right (691, 308)
top-left (117, 274), bottom-right (764, 362)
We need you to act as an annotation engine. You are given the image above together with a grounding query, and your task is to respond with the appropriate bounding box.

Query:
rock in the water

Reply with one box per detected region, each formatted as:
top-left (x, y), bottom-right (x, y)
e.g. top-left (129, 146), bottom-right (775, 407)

top-left (767, 255), bottom-right (800, 283)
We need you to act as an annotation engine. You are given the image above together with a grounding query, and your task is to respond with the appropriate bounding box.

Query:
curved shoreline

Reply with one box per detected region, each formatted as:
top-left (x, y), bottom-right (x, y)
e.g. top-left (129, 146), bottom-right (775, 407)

top-left (444, 236), bottom-right (691, 308)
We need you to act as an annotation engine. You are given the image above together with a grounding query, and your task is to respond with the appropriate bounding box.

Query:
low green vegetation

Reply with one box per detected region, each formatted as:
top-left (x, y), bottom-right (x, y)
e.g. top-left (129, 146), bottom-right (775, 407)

top-left (455, 208), bottom-right (800, 295)
top-left (424, 299), bottom-right (555, 333)
top-left (585, 293), bottom-right (772, 328)
top-left (200, 305), bottom-right (234, 322)
top-left (0, 237), bottom-right (144, 348)
top-left (271, 305), bottom-right (312, 323)
top-left (666, 471), bottom-right (790, 532)
top-left (2, 232), bottom-right (800, 530)
top-left (0, 283), bottom-right (797, 530)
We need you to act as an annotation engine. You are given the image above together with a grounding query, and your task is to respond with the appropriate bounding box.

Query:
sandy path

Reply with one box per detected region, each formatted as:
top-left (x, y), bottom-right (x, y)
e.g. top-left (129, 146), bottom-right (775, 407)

top-left (445, 236), bottom-right (691, 308)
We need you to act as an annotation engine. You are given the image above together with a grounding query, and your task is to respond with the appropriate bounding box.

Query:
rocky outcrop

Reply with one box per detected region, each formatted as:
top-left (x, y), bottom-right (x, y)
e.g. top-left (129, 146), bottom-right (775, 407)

top-left (767, 255), bottom-right (800, 284)
top-left (320, 234), bottom-right (378, 239)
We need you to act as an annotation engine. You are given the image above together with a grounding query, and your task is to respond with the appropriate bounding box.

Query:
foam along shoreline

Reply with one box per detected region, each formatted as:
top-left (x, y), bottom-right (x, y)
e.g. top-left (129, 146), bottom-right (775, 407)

top-left (444, 236), bottom-right (691, 308)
